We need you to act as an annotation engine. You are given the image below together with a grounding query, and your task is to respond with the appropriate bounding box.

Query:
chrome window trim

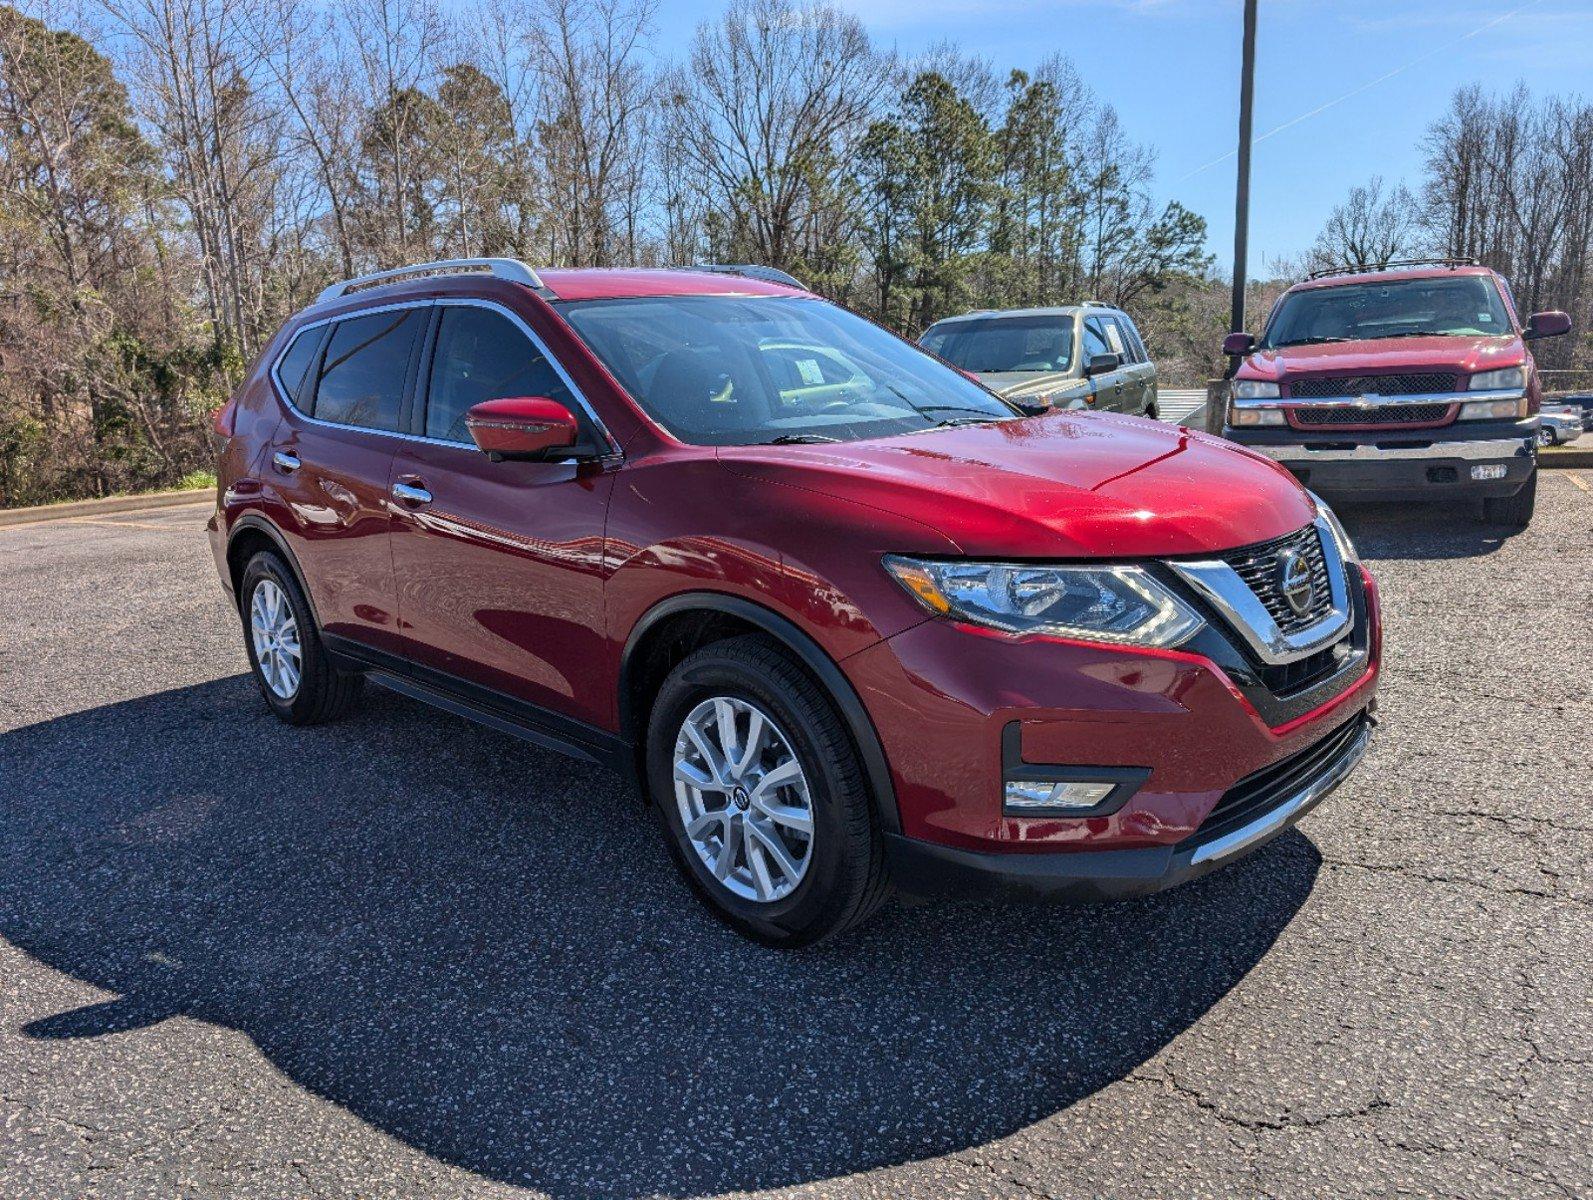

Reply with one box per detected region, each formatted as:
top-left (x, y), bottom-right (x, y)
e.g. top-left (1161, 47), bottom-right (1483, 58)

top-left (268, 296), bottom-right (619, 460)
top-left (1167, 517), bottom-right (1352, 666)
top-left (1231, 387), bottom-right (1522, 410)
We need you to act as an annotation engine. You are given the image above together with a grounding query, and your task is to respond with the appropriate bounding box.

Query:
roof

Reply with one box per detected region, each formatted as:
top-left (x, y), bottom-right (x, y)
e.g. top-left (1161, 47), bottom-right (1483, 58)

top-left (537, 267), bottom-right (809, 302)
top-left (1291, 264), bottom-right (1497, 292)
top-left (927, 305), bottom-right (1099, 327)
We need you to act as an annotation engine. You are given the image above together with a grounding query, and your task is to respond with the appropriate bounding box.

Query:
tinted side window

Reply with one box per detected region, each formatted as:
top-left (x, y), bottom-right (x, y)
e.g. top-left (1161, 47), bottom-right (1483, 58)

top-left (1103, 315), bottom-right (1142, 363)
top-left (311, 308), bottom-right (425, 431)
top-left (275, 327), bottom-right (322, 406)
top-left (425, 306), bottom-right (576, 443)
top-left (1120, 316), bottom-right (1150, 363)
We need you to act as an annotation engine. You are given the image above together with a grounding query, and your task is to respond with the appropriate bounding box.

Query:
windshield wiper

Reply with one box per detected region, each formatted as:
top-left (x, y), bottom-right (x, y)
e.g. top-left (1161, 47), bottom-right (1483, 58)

top-left (758, 433), bottom-right (841, 444)
top-left (1272, 336), bottom-right (1350, 347)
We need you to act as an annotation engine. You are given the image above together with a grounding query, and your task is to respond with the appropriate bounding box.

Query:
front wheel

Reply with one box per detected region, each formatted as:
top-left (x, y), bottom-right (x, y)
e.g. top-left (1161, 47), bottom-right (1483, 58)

top-left (644, 635), bottom-right (889, 947)
top-left (1481, 471), bottom-right (1537, 529)
top-left (240, 551), bottom-right (363, 724)
top-left (1538, 426), bottom-right (1556, 447)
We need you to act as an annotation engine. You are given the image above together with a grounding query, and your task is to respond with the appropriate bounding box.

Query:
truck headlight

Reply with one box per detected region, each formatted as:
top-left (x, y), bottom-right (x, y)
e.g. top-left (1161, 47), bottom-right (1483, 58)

top-left (1467, 366), bottom-right (1526, 392)
top-left (883, 557), bottom-right (1204, 648)
top-left (1232, 380), bottom-right (1281, 399)
top-left (1229, 406), bottom-right (1287, 426)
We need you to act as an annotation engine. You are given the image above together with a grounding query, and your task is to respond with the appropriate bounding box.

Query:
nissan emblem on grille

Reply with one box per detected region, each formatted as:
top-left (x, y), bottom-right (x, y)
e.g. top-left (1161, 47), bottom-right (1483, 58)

top-left (1275, 547), bottom-right (1317, 617)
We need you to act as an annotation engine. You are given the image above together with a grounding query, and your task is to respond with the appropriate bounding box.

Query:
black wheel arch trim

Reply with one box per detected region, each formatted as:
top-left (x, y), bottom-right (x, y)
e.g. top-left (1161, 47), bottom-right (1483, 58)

top-left (226, 513), bottom-right (321, 627)
top-left (620, 592), bottom-right (902, 834)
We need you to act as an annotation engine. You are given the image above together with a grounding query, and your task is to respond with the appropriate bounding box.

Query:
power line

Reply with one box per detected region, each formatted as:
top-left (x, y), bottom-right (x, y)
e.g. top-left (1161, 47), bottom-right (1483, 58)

top-left (1177, 0), bottom-right (1547, 184)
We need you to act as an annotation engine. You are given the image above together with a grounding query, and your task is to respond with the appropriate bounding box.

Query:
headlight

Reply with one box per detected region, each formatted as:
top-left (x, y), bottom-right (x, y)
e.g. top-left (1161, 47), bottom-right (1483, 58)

top-left (883, 557), bottom-right (1204, 647)
top-left (1232, 379), bottom-right (1281, 399)
top-left (1311, 493), bottom-right (1358, 565)
top-left (1229, 406), bottom-right (1287, 426)
top-left (1458, 397), bottom-right (1527, 421)
top-left (1468, 366), bottom-right (1526, 392)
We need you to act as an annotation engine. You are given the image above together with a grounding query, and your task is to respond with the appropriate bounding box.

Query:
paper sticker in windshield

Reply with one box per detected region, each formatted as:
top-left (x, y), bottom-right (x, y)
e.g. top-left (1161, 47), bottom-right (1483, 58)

top-left (796, 358), bottom-right (825, 385)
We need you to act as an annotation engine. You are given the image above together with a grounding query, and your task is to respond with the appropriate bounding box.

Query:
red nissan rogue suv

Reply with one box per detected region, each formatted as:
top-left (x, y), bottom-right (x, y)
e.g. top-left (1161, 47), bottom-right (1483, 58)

top-left (209, 259), bottom-right (1380, 945)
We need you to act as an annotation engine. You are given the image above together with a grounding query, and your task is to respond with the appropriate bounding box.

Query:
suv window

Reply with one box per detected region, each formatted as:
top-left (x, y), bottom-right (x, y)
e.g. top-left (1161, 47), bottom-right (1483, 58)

top-left (921, 315), bottom-right (1074, 374)
top-left (310, 308), bottom-right (425, 431)
top-left (558, 294), bottom-right (1015, 447)
top-left (426, 306), bottom-right (576, 443)
top-left (1083, 317), bottom-right (1113, 361)
top-left (275, 327), bottom-right (323, 405)
top-left (1108, 314), bottom-right (1148, 363)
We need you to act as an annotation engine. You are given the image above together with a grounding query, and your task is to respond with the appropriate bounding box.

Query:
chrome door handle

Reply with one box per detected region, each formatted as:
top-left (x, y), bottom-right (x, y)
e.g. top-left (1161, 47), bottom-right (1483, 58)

top-left (272, 450), bottom-right (301, 473)
top-left (392, 480), bottom-right (432, 506)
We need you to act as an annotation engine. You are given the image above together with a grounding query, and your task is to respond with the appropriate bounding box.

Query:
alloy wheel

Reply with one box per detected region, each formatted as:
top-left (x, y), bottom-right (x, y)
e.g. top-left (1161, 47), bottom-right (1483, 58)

top-left (672, 696), bottom-right (815, 903)
top-left (249, 578), bottom-right (302, 699)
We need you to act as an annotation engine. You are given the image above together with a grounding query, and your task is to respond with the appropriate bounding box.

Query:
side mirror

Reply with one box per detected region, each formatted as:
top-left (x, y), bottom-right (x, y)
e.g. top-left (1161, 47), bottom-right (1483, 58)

top-left (465, 396), bottom-right (589, 462)
top-left (1222, 331), bottom-right (1256, 356)
top-left (1084, 352), bottom-right (1120, 378)
top-left (1524, 311), bottom-right (1571, 340)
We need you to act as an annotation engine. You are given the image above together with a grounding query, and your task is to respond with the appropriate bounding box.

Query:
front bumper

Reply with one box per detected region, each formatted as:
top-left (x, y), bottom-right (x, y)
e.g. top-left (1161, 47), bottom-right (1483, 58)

top-left (1226, 420), bottom-right (1537, 501)
top-left (885, 711), bottom-right (1373, 900)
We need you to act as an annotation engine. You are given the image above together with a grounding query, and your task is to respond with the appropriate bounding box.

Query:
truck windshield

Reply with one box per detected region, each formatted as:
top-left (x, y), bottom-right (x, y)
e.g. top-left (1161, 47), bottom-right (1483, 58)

top-left (1263, 275), bottom-right (1513, 348)
top-left (920, 315), bottom-right (1075, 374)
top-left (557, 295), bottom-right (1017, 447)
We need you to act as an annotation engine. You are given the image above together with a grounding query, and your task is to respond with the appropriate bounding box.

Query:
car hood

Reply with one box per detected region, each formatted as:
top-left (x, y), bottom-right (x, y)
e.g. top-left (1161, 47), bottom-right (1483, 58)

top-left (1242, 334), bottom-right (1523, 381)
top-left (976, 370), bottom-right (1089, 401)
top-left (718, 411), bottom-right (1315, 559)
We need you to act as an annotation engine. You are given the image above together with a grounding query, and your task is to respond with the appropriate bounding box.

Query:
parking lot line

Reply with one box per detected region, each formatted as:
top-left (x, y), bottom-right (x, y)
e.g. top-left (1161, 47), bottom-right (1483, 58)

top-left (1562, 469), bottom-right (1590, 493)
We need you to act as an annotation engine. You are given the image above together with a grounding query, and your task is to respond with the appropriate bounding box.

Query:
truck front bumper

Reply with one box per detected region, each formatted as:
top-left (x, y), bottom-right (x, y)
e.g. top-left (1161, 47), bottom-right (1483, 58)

top-left (1226, 420), bottom-right (1538, 502)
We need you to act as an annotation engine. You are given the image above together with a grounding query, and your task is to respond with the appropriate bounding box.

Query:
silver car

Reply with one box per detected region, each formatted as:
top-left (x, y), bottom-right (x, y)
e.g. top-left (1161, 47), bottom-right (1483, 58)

top-left (1538, 406), bottom-right (1584, 446)
top-left (920, 303), bottom-right (1158, 417)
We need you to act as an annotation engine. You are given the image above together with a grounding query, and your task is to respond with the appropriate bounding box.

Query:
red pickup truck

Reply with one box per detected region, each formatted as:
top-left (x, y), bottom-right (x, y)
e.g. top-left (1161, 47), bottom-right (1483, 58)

top-left (1221, 260), bottom-right (1571, 527)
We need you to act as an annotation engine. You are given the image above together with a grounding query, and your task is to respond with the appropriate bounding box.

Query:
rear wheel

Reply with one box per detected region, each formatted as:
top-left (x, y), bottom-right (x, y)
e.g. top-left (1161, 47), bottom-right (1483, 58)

top-left (1481, 470), bottom-right (1537, 529)
top-left (645, 635), bottom-right (889, 947)
top-left (240, 551), bottom-right (362, 724)
top-left (1538, 425), bottom-right (1556, 447)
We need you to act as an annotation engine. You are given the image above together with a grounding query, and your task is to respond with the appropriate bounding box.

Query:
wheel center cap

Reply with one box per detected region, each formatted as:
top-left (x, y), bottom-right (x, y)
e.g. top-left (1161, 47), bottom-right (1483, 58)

top-left (731, 785), bottom-right (751, 811)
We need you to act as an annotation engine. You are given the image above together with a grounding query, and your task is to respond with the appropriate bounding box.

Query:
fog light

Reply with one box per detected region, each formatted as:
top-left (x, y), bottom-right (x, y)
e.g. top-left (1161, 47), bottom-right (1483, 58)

top-left (1471, 464), bottom-right (1507, 481)
top-left (1004, 779), bottom-right (1116, 814)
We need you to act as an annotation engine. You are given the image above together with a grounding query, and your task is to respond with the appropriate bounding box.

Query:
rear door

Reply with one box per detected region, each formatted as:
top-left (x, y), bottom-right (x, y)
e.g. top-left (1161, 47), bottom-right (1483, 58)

top-left (1103, 313), bottom-right (1157, 416)
top-left (263, 303), bottom-right (428, 657)
top-left (386, 299), bottom-right (621, 729)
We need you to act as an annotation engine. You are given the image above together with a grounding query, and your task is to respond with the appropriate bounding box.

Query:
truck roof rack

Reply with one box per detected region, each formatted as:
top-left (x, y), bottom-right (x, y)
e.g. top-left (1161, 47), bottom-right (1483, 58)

top-left (1079, 299), bottom-right (1117, 309)
top-left (315, 258), bottom-right (549, 304)
top-left (1305, 257), bottom-right (1481, 281)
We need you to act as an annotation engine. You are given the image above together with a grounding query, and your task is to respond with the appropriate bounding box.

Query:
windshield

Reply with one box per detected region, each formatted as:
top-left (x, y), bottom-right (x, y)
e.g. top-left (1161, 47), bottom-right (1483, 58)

top-left (556, 295), bottom-right (1017, 446)
top-left (1263, 275), bottom-right (1513, 348)
top-left (920, 314), bottom-right (1075, 374)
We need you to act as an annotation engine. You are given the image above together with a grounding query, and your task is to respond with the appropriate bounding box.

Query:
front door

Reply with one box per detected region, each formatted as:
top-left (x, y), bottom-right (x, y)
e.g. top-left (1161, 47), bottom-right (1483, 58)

top-left (264, 304), bottom-right (430, 658)
top-left (387, 301), bottom-right (619, 728)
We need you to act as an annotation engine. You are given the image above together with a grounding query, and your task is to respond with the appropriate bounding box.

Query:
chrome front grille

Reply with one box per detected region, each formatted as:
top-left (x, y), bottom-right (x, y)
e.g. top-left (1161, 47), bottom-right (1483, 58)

top-left (1286, 372), bottom-right (1457, 398)
top-left (1220, 525), bottom-right (1335, 635)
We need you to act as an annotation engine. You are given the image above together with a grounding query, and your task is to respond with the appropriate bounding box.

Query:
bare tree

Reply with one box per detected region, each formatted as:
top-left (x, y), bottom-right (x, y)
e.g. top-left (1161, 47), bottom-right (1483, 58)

top-left (668, 0), bottom-right (887, 273)
top-left (1309, 176), bottom-right (1425, 273)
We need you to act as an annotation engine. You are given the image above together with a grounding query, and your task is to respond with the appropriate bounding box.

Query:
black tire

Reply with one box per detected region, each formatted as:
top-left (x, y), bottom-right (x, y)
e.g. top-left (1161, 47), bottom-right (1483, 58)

top-left (239, 551), bottom-right (363, 725)
top-left (644, 634), bottom-right (890, 947)
top-left (1481, 470), bottom-right (1537, 529)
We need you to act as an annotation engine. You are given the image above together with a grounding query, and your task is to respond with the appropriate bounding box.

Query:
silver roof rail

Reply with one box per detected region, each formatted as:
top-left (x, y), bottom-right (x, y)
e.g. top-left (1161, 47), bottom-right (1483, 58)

top-left (316, 258), bottom-right (547, 304)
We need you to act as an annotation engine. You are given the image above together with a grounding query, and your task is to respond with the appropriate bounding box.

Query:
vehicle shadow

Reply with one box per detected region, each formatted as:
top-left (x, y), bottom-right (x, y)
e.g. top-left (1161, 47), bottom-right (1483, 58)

top-left (1333, 499), bottom-right (1517, 560)
top-left (1, 677), bottom-right (1321, 1198)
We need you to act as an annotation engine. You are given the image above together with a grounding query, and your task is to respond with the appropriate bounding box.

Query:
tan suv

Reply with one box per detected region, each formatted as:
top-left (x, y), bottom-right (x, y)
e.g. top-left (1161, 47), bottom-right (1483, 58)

top-left (920, 302), bottom-right (1158, 416)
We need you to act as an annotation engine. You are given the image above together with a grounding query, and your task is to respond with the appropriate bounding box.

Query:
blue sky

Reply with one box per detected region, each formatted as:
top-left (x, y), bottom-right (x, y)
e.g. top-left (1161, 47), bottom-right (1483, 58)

top-left (650, 0), bottom-right (1593, 273)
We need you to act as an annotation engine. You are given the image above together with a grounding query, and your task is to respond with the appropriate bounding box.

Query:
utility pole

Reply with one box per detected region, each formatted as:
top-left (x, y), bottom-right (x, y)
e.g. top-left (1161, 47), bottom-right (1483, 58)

top-left (1230, 0), bottom-right (1258, 337)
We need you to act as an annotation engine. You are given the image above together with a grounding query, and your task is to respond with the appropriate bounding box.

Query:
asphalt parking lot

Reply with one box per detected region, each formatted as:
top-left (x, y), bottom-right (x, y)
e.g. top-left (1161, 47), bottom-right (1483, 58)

top-left (2, 478), bottom-right (1590, 1199)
